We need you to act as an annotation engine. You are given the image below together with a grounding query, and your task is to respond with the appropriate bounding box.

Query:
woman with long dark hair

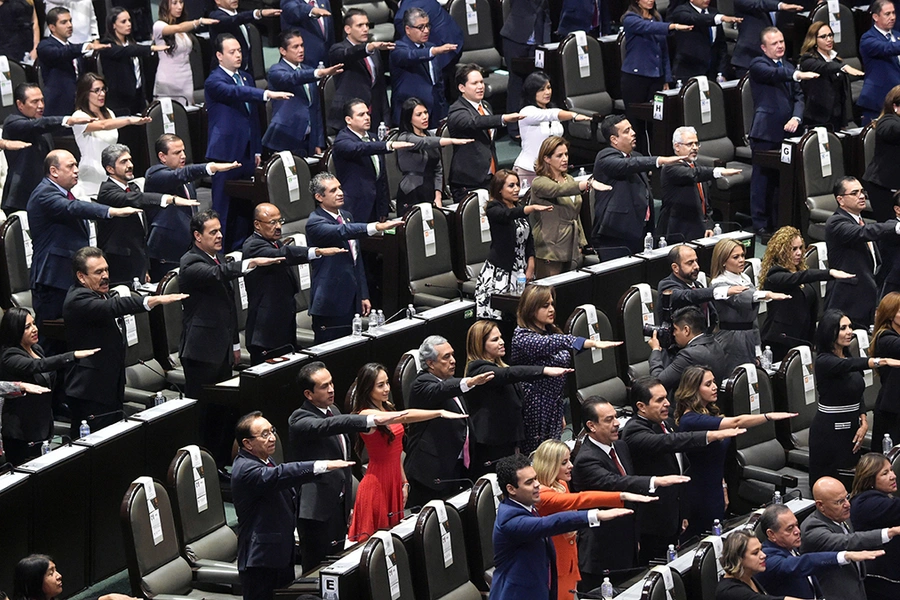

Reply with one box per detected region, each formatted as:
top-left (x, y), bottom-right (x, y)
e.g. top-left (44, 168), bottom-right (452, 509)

top-left (153, 0), bottom-right (217, 105)
top-left (871, 292), bottom-right (900, 451)
top-left (346, 362), bottom-right (465, 542)
top-left (100, 7), bottom-right (168, 115)
top-left (798, 21), bottom-right (863, 130)
top-left (13, 555), bottom-right (134, 600)
top-left (850, 453), bottom-right (900, 600)
top-left (863, 85), bottom-right (900, 221)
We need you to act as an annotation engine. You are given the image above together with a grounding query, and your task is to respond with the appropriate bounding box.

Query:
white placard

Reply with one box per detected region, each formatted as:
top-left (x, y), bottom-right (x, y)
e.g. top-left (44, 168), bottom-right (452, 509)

top-left (419, 203), bottom-right (436, 257)
top-left (159, 97), bottom-right (176, 134)
top-left (575, 31), bottom-right (590, 78)
top-left (19, 211), bottom-right (33, 268)
top-left (827, 0), bottom-right (841, 43)
top-left (705, 535), bottom-right (725, 578)
top-left (635, 283), bottom-right (655, 332)
top-left (88, 220), bottom-right (97, 247)
top-left (373, 531), bottom-right (401, 600)
top-left (854, 329), bottom-right (873, 387)
top-left (579, 303), bottom-right (604, 363)
top-left (696, 76), bottom-right (712, 124)
top-left (741, 363), bottom-right (760, 413)
top-left (534, 48), bottom-right (545, 68)
top-left (797, 345), bottom-right (815, 405)
top-left (465, 0), bottom-right (478, 34)
top-left (321, 574), bottom-right (339, 600)
top-left (747, 258), bottom-right (765, 314)
top-left (136, 476), bottom-right (164, 545)
top-left (238, 276), bottom-right (248, 310)
top-left (653, 94), bottom-right (664, 121)
top-left (480, 473), bottom-right (502, 510)
top-left (278, 151), bottom-right (301, 202)
top-left (475, 189), bottom-right (491, 243)
top-left (123, 314), bottom-right (138, 346)
top-left (815, 127), bottom-right (831, 178)
top-left (0, 56), bottom-right (12, 106)
top-left (183, 445), bottom-right (208, 512)
top-left (296, 233), bottom-right (311, 290)
top-left (425, 500), bottom-right (453, 567)
top-left (651, 565), bottom-right (675, 600)
top-left (697, 271), bottom-right (708, 287)
top-left (781, 143), bottom-right (792, 164)
top-left (816, 242), bottom-right (828, 296)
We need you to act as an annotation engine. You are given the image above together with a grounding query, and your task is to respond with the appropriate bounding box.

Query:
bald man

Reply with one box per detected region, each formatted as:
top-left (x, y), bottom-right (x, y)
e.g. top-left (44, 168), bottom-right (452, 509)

top-left (800, 476), bottom-right (900, 599)
top-left (241, 203), bottom-right (344, 364)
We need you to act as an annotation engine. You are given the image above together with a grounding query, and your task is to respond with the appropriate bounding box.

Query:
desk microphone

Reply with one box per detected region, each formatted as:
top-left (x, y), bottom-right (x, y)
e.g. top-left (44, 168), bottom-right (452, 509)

top-left (778, 333), bottom-right (814, 348)
top-left (433, 477), bottom-right (474, 488)
top-left (423, 283), bottom-right (464, 302)
top-left (138, 359), bottom-right (185, 399)
top-left (387, 505), bottom-right (422, 519)
top-left (27, 435), bottom-right (73, 449)
top-left (381, 307), bottom-right (409, 326)
top-left (262, 344), bottom-right (295, 360)
top-left (570, 589), bottom-right (606, 599)
top-left (595, 245), bottom-right (637, 262)
top-left (87, 409), bottom-right (126, 422)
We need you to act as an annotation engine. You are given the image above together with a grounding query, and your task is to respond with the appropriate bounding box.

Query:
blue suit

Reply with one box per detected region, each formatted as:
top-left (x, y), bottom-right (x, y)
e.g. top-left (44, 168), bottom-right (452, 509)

top-left (390, 37), bottom-right (446, 124)
top-left (732, 0), bottom-right (781, 72)
top-left (559, 0), bottom-right (600, 37)
top-left (208, 8), bottom-right (258, 75)
top-left (491, 498), bottom-right (591, 600)
top-left (392, 0), bottom-right (463, 73)
top-left (36, 36), bottom-right (84, 117)
top-left (262, 58), bottom-right (322, 156)
top-left (330, 127), bottom-right (391, 222)
top-left (280, 0), bottom-right (333, 68)
top-left (858, 26), bottom-right (900, 118)
top-left (204, 66), bottom-right (265, 249)
top-left (754, 541), bottom-right (838, 598)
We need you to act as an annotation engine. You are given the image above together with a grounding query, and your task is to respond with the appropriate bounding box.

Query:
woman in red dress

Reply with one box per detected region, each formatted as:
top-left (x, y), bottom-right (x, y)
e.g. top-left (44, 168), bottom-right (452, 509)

top-left (347, 362), bottom-right (467, 543)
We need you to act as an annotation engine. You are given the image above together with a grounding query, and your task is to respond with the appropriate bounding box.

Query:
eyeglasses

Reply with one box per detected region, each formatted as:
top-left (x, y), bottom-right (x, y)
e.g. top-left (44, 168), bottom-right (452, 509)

top-left (827, 494), bottom-right (851, 507)
top-left (817, 32), bottom-right (835, 39)
top-left (90, 87), bottom-right (108, 94)
top-left (409, 22), bottom-right (432, 31)
top-left (255, 217), bottom-right (286, 226)
top-left (839, 188), bottom-right (867, 198)
top-left (250, 427), bottom-right (277, 440)
top-left (676, 141), bottom-right (701, 148)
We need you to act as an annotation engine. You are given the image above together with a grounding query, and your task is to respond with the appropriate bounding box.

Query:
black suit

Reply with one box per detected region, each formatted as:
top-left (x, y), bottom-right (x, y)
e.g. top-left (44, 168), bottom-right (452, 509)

top-left (98, 40), bottom-right (152, 116)
top-left (864, 114), bottom-right (900, 222)
top-left (668, 3), bottom-right (728, 80)
top-left (760, 264), bottom-right (831, 361)
top-left (658, 162), bottom-right (716, 243)
top-left (1, 113), bottom-right (67, 212)
top-left (95, 178), bottom-right (165, 284)
top-left (591, 147), bottom-right (656, 257)
top-left (621, 415), bottom-right (707, 563)
top-left (144, 162), bottom-right (206, 279)
top-left (798, 51), bottom-right (855, 131)
top-left (62, 284), bottom-right (147, 437)
top-left (649, 334), bottom-right (731, 395)
top-left (327, 38), bottom-right (388, 132)
top-left (446, 96), bottom-right (504, 200)
top-left (872, 328), bottom-right (900, 454)
top-left (287, 401), bottom-right (370, 571)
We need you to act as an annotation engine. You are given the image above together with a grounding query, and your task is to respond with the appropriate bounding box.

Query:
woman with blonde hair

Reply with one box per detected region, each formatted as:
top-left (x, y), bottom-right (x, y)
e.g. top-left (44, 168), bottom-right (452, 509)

top-left (511, 284), bottom-right (620, 453)
top-left (716, 530), bottom-right (805, 599)
top-left (872, 292), bottom-right (900, 450)
top-left (863, 85), bottom-right (900, 221)
top-left (533, 439), bottom-right (654, 600)
top-left (463, 320), bottom-right (572, 477)
top-left (850, 453), bottom-right (900, 600)
top-left (710, 238), bottom-right (790, 366)
top-left (759, 225), bottom-right (853, 361)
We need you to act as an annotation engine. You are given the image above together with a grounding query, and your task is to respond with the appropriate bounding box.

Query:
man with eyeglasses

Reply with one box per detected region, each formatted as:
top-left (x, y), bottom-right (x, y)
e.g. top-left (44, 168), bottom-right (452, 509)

top-left (241, 202), bottom-right (344, 364)
top-left (801, 476), bottom-right (900, 599)
top-left (859, 0), bottom-right (900, 124)
top-left (825, 176), bottom-right (900, 327)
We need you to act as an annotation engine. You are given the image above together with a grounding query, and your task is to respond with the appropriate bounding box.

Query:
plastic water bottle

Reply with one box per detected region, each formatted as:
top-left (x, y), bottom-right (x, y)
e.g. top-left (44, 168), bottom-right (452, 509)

top-left (154, 391), bottom-right (165, 407)
top-left (351, 314), bottom-right (362, 336)
top-left (600, 577), bottom-right (614, 600)
top-left (658, 236), bottom-right (667, 248)
top-left (761, 346), bottom-right (774, 371)
top-left (772, 490), bottom-right (782, 505)
top-left (644, 232), bottom-right (654, 252)
top-left (405, 304), bottom-right (416, 320)
top-left (577, 167), bottom-right (587, 178)
top-left (667, 544), bottom-right (677, 562)
top-left (517, 273), bottom-right (527, 294)
top-left (377, 309), bottom-right (385, 327)
top-left (368, 313), bottom-right (379, 332)
top-left (132, 277), bottom-right (141, 291)
top-left (713, 223), bottom-right (723, 236)
top-left (377, 121), bottom-right (388, 141)
top-left (41, 440), bottom-right (51, 455)
top-left (675, 79), bottom-right (683, 90)
top-left (317, 61), bottom-right (325, 70)
top-left (884, 433), bottom-right (894, 454)
top-left (713, 519), bottom-right (723, 535)
top-left (716, 72), bottom-right (726, 84)
top-left (79, 420), bottom-right (91, 439)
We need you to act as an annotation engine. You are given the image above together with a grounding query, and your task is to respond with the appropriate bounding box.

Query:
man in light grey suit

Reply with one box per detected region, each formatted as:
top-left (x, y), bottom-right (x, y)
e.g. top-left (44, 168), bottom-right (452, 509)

top-left (801, 476), bottom-right (900, 599)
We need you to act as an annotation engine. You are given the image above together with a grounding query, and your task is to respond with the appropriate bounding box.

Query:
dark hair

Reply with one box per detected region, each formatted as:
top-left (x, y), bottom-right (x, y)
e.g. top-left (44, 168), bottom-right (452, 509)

top-left (881, 84), bottom-right (900, 118)
top-left (581, 395), bottom-right (611, 431)
top-left (106, 7), bottom-right (135, 44)
top-left (399, 97), bottom-right (427, 134)
top-left (516, 284), bottom-right (562, 334)
top-left (672, 306), bottom-right (705, 335)
top-left (190, 209), bottom-right (220, 238)
top-left (157, 0), bottom-right (188, 53)
top-left (816, 309), bottom-right (849, 355)
top-left (403, 6), bottom-right (427, 27)
top-left (43, 151), bottom-right (63, 176)
top-left (72, 246), bottom-right (105, 277)
top-left (851, 452), bottom-right (891, 497)
top-left (155, 133), bottom-right (182, 157)
top-left (101, 143), bottom-right (130, 174)
top-left (297, 361), bottom-right (328, 394)
top-left (235, 411), bottom-right (263, 445)
top-left (488, 169), bottom-right (518, 203)
top-left (13, 555), bottom-right (53, 600)
top-left (667, 244), bottom-right (692, 267)
top-left (215, 33), bottom-right (237, 54)
top-left (45, 7), bottom-right (70, 26)
top-left (277, 28), bottom-right (303, 50)
top-left (872, 0), bottom-right (894, 16)
top-left (455, 63), bottom-right (484, 88)
top-left (74, 73), bottom-right (111, 119)
top-left (350, 363), bottom-right (397, 454)
top-left (495, 453), bottom-right (531, 498)
top-left (832, 176), bottom-right (857, 198)
top-left (600, 114), bottom-right (627, 143)
top-left (343, 98), bottom-right (367, 118)
top-left (14, 83), bottom-right (40, 106)
top-left (522, 71), bottom-right (552, 109)
top-left (673, 365), bottom-right (719, 424)
top-left (631, 376), bottom-right (663, 412)
top-left (0, 307), bottom-right (34, 350)
top-left (624, 0), bottom-right (660, 21)
top-left (343, 7), bottom-right (368, 27)
top-left (759, 504), bottom-right (793, 536)
top-left (720, 531), bottom-right (755, 578)
top-left (310, 172), bottom-right (337, 201)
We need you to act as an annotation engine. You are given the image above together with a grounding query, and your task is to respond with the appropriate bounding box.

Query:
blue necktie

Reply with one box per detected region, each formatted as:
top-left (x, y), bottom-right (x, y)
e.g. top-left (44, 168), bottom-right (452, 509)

top-left (232, 72), bottom-right (250, 114)
top-left (776, 60), bottom-right (783, 68)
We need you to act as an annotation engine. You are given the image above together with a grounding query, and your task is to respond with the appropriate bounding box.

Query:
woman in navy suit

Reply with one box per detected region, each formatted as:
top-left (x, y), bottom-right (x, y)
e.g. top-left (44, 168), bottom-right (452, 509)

top-left (850, 453), bottom-right (900, 600)
top-left (100, 7), bottom-right (168, 116)
top-left (620, 0), bottom-right (691, 153)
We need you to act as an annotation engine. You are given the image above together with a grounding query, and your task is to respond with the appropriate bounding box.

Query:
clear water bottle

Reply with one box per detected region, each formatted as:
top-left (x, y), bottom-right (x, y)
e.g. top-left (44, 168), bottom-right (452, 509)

top-left (517, 273), bottom-right (527, 294)
top-left (368, 313), bottom-right (379, 332)
top-left (658, 236), bottom-right (667, 248)
top-left (772, 490), bottom-right (782, 505)
top-left (405, 304), bottom-right (416, 320)
top-left (667, 544), bottom-right (677, 562)
top-left (132, 277), bottom-right (141, 291)
top-left (79, 420), bottom-right (91, 439)
top-left (713, 519), bottom-right (723, 535)
top-left (41, 440), bottom-right (51, 455)
top-left (154, 391), bottom-right (165, 407)
top-left (377, 309), bottom-right (385, 327)
top-left (713, 223), bottom-right (722, 236)
top-left (644, 232), bottom-right (654, 252)
top-left (377, 121), bottom-right (388, 141)
top-left (716, 72), bottom-right (726, 84)
top-left (351, 313), bottom-right (362, 336)
top-left (317, 61), bottom-right (325, 70)
top-left (577, 167), bottom-right (587, 178)
top-left (884, 433), bottom-right (894, 454)
top-left (761, 346), bottom-right (774, 371)
top-left (675, 79), bottom-right (683, 90)
top-left (600, 577), bottom-right (614, 600)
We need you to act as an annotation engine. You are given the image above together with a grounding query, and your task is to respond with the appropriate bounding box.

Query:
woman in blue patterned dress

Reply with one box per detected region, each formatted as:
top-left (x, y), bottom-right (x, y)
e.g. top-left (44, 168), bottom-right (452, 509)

top-left (510, 284), bottom-right (621, 453)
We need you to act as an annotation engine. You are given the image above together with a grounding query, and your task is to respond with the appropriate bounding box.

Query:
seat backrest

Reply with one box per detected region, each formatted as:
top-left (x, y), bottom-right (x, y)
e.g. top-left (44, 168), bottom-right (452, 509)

top-left (158, 270), bottom-right (182, 357)
top-left (448, 0), bottom-right (500, 67)
top-left (811, 2), bottom-right (858, 60)
top-left (187, 33), bottom-right (206, 101)
top-left (246, 23), bottom-right (265, 86)
top-left (344, 0), bottom-right (393, 26)
top-left (0, 212), bottom-right (30, 309)
top-left (360, 533), bottom-right (416, 600)
top-left (618, 285), bottom-right (657, 381)
top-left (402, 205), bottom-right (459, 299)
top-left (640, 567), bottom-right (687, 600)
top-left (145, 100), bottom-right (194, 164)
top-left (681, 78), bottom-right (735, 162)
top-left (121, 478), bottom-right (194, 597)
top-left (862, 120), bottom-right (876, 169)
top-left (775, 348), bottom-right (817, 445)
top-left (167, 446), bottom-right (236, 563)
top-left (559, 33), bottom-right (611, 115)
top-left (383, 129), bottom-right (403, 203)
top-left (392, 350), bottom-right (420, 411)
top-left (226, 252), bottom-right (248, 332)
top-left (565, 305), bottom-right (627, 408)
top-left (801, 129), bottom-right (844, 199)
top-left (690, 541), bottom-right (722, 600)
top-left (456, 192), bottom-right (491, 281)
top-left (464, 478), bottom-right (497, 590)
top-left (804, 243), bottom-right (827, 322)
top-left (322, 74), bottom-right (338, 136)
top-left (263, 153), bottom-right (315, 227)
top-left (412, 501), bottom-right (480, 600)
top-left (723, 366), bottom-right (785, 471)
top-left (888, 445), bottom-right (900, 483)
top-left (740, 76), bottom-right (753, 145)
top-left (0, 60), bottom-right (28, 123)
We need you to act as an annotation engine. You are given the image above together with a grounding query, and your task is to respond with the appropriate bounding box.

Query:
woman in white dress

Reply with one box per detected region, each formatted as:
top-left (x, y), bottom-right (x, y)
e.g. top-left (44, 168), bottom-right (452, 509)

top-left (153, 0), bottom-right (217, 105)
top-left (71, 72), bottom-right (150, 197)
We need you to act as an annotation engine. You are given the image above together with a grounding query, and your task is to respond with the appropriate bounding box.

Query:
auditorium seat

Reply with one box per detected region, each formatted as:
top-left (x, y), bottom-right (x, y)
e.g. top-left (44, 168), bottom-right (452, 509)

top-left (616, 284), bottom-right (657, 385)
top-left (144, 100), bottom-right (194, 167)
top-left (454, 191), bottom-right (491, 297)
top-left (639, 566), bottom-right (687, 600)
top-left (773, 347), bottom-right (816, 468)
top-left (320, 74), bottom-right (338, 140)
top-left (437, 123), bottom-right (454, 200)
top-left (557, 33), bottom-right (613, 156)
top-left (810, 2), bottom-right (862, 102)
top-left (801, 129), bottom-right (845, 242)
top-left (887, 445), bottom-right (900, 486)
top-left (735, 76), bottom-right (753, 161)
top-left (280, 235), bottom-right (316, 348)
top-left (0, 212), bottom-right (29, 310)
top-left (246, 24), bottom-right (267, 90)
top-left (690, 539), bottom-right (723, 600)
top-left (154, 269), bottom-right (186, 387)
top-left (259, 152), bottom-right (315, 237)
top-left (447, 0), bottom-right (508, 104)
top-left (400, 204), bottom-right (461, 307)
top-left (382, 129), bottom-right (403, 212)
top-left (187, 33), bottom-right (207, 105)
top-left (849, 330), bottom-right (878, 452)
top-left (359, 532), bottom-right (415, 600)
top-left (225, 252), bottom-right (251, 366)
top-left (0, 60), bottom-right (29, 124)
top-left (804, 242), bottom-right (827, 323)
top-left (463, 475), bottom-right (500, 591)
top-left (391, 350), bottom-right (419, 411)
top-left (411, 500), bottom-right (481, 600)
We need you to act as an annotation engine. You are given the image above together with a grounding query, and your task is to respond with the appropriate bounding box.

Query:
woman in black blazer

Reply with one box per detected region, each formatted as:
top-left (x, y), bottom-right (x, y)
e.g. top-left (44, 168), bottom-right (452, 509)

top-left (864, 86), bottom-right (900, 222)
top-left (798, 22), bottom-right (864, 131)
top-left (463, 319), bottom-right (571, 477)
top-left (716, 530), bottom-right (799, 600)
top-left (0, 308), bottom-right (97, 465)
top-left (473, 169), bottom-right (551, 319)
top-left (871, 293), bottom-right (900, 451)
top-left (100, 7), bottom-right (168, 116)
top-left (759, 226), bottom-right (853, 361)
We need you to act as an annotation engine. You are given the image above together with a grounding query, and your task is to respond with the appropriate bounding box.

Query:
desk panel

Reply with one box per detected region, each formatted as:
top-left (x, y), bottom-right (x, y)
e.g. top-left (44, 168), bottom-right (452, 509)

top-left (583, 256), bottom-right (647, 320)
top-left (0, 472), bottom-right (31, 593)
top-left (129, 399), bottom-right (199, 483)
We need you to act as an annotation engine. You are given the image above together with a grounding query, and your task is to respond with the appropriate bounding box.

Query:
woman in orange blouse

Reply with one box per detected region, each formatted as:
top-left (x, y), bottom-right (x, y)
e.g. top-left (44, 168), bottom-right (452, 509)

top-left (533, 439), bottom-right (657, 600)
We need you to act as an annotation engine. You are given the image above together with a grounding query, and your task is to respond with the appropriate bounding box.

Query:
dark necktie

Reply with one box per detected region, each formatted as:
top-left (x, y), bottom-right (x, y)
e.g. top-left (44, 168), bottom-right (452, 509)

top-left (67, 190), bottom-right (76, 201)
top-left (660, 421), bottom-right (669, 434)
top-left (325, 408), bottom-right (334, 417)
top-left (609, 447), bottom-right (626, 476)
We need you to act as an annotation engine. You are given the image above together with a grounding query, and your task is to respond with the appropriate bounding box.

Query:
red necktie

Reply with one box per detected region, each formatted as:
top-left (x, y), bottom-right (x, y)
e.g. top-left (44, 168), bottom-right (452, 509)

top-left (691, 163), bottom-right (707, 216)
top-left (609, 447), bottom-right (626, 476)
top-left (660, 421), bottom-right (669, 434)
top-left (336, 213), bottom-right (358, 263)
top-left (364, 56), bottom-right (375, 85)
top-left (214, 256), bottom-right (221, 265)
top-left (309, 0), bottom-right (326, 36)
top-left (67, 190), bottom-right (76, 200)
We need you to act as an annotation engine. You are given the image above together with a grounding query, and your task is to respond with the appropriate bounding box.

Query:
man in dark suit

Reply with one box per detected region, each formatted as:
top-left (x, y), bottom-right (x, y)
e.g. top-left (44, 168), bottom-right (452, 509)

top-left (328, 9), bottom-right (394, 132)
top-left (748, 27), bottom-right (817, 237)
top-left (825, 176), bottom-right (900, 327)
top-left (390, 8), bottom-right (458, 124)
top-left (2, 83), bottom-right (93, 213)
top-left (179, 209), bottom-right (282, 466)
top-left (287, 362), bottom-right (407, 571)
top-left (647, 307), bottom-right (733, 393)
top-left (37, 8), bottom-right (108, 117)
top-left (447, 64), bottom-right (523, 202)
top-left (669, 0), bottom-right (740, 80)
top-left (280, 0), bottom-right (333, 69)
top-left (208, 0), bottom-right (280, 76)
top-left (659, 126), bottom-right (742, 242)
top-left (591, 114), bottom-right (684, 258)
top-left (802, 477), bottom-right (900, 599)
top-left (571, 396), bottom-right (689, 590)
top-left (144, 134), bottom-right (240, 280)
top-left (622, 377), bottom-right (743, 563)
top-left (392, 0), bottom-right (463, 72)
top-left (404, 335), bottom-right (494, 507)
top-left (305, 172), bottom-right (402, 343)
top-left (859, 0), bottom-right (900, 123)
top-left (232, 410), bottom-right (352, 600)
top-left (263, 30), bottom-right (343, 157)
top-left (732, 0), bottom-right (803, 77)
top-left (332, 99), bottom-right (412, 222)
top-left (28, 150), bottom-right (139, 347)
top-left (559, 0), bottom-right (603, 37)
top-left (242, 203), bottom-right (343, 364)
top-left (63, 246), bottom-right (185, 437)
top-left (879, 191), bottom-right (900, 296)
top-left (491, 453), bottom-right (632, 600)
top-left (500, 0), bottom-right (551, 137)
top-left (755, 503), bottom-right (882, 598)
top-left (204, 34), bottom-right (292, 250)
top-left (96, 143), bottom-right (198, 285)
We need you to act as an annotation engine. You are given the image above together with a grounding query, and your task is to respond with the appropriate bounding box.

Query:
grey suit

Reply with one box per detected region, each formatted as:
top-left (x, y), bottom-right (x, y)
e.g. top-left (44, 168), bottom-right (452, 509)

top-left (648, 334), bottom-right (731, 396)
top-left (800, 508), bottom-right (885, 599)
